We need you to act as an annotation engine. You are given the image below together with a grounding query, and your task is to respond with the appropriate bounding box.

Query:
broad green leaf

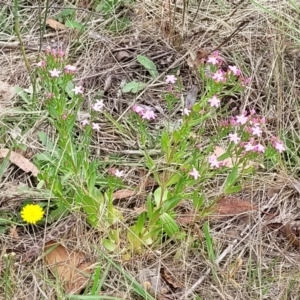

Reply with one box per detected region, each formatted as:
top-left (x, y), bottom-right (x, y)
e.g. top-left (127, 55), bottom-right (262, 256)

top-left (154, 187), bottom-right (168, 207)
top-left (165, 173), bottom-right (181, 187)
top-left (122, 81), bottom-right (147, 93)
top-left (162, 194), bottom-right (183, 212)
top-left (137, 55), bottom-right (159, 78)
top-left (159, 213), bottom-right (179, 236)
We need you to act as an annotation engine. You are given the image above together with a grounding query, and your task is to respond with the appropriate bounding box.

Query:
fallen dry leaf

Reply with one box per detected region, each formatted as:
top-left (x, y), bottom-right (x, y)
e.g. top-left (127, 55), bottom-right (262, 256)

top-left (46, 19), bottom-right (67, 30)
top-left (0, 149), bottom-right (39, 176)
top-left (115, 50), bottom-right (131, 62)
top-left (44, 241), bottom-right (92, 294)
top-left (209, 197), bottom-right (257, 219)
top-left (113, 188), bottom-right (136, 200)
top-left (0, 81), bottom-right (16, 103)
top-left (160, 267), bottom-right (182, 289)
top-left (281, 222), bottom-right (300, 247)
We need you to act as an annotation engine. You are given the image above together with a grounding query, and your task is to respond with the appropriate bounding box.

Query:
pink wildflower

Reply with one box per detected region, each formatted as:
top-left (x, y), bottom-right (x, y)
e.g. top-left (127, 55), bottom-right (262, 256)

top-left (208, 155), bottom-right (221, 168)
top-left (183, 107), bottom-right (191, 116)
top-left (114, 169), bottom-right (124, 178)
top-left (92, 123), bottom-right (100, 131)
top-left (228, 65), bottom-right (241, 76)
top-left (212, 69), bottom-right (226, 82)
top-left (207, 51), bottom-right (222, 65)
top-left (230, 117), bottom-right (237, 126)
top-left (132, 105), bottom-right (144, 115)
top-left (255, 143), bottom-right (265, 153)
top-left (64, 65), bottom-right (77, 74)
top-left (37, 61), bottom-right (46, 68)
top-left (72, 86), bottom-right (84, 95)
top-left (273, 141), bottom-right (285, 153)
top-left (208, 95), bottom-right (221, 108)
top-left (229, 133), bottom-right (241, 145)
top-left (81, 119), bottom-right (89, 126)
top-left (142, 109), bottom-right (156, 120)
top-left (189, 167), bottom-right (200, 180)
top-left (165, 75), bottom-right (177, 84)
top-left (244, 142), bottom-right (254, 152)
top-left (251, 125), bottom-right (262, 137)
top-left (92, 100), bottom-right (104, 112)
top-left (49, 69), bottom-right (61, 77)
top-left (236, 114), bottom-right (248, 125)
top-left (207, 55), bottom-right (219, 65)
top-left (57, 50), bottom-right (65, 57)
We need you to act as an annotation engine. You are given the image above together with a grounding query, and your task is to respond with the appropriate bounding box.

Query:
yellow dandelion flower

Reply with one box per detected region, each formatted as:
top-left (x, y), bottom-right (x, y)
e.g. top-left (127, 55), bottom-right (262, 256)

top-left (20, 204), bottom-right (44, 224)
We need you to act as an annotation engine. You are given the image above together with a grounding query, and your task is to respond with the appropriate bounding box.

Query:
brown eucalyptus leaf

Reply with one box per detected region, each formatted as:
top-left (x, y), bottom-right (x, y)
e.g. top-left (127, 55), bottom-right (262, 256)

top-left (0, 149), bottom-right (39, 176)
top-left (46, 19), bottom-right (67, 30)
top-left (210, 197), bottom-right (257, 219)
top-left (44, 241), bottom-right (92, 294)
top-left (113, 188), bottom-right (136, 200)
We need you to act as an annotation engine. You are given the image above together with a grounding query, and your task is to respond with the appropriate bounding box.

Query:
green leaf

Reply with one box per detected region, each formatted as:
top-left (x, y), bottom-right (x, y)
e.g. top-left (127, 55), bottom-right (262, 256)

top-left (65, 19), bottom-right (84, 30)
top-left (122, 81), bottom-right (147, 93)
top-left (161, 130), bottom-right (170, 158)
top-left (159, 213), bottom-right (179, 236)
top-left (127, 226), bottom-right (143, 251)
top-left (103, 239), bottom-right (117, 252)
top-left (224, 166), bottom-right (239, 192)
top-left (203, 222), bottom-right (215, 262)
top-left (154, 187), bottom-right (168, 207)
top-left (162, 194), bottom-right (183, 212)
top-left (15, 86), bottom-right (30, 104)
top-left (135, 212), bottom-right (147, 235)
top-left (224, 185), bottom-right (242, 194)
top-left (137, 55), bottom-right (159, 78)
top-left (147, 194), bottom-right (154, 219)
top-left (165, 173), bottom-right (181, 187)
top-left (0, 148), bottom-right (11, 183)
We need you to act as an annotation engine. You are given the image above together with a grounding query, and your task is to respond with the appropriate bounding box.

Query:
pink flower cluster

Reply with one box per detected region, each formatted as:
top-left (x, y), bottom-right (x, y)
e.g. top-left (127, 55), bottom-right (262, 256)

top-left (205, 51), bottom-right (250, 85)
top-left (132, 105), bottom-right (157, 120)
top-left (210, 109), bottom-right (286, 169)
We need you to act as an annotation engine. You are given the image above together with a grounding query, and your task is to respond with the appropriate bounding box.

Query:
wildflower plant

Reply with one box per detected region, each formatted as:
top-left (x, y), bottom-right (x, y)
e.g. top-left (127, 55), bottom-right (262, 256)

top-left (29, 48), bottom-right (286, 254)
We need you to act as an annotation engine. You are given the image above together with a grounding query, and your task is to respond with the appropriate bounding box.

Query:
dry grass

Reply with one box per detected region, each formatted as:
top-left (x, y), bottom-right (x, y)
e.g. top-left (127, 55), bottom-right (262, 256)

top-left (1, 0), bottom-right (300, 299)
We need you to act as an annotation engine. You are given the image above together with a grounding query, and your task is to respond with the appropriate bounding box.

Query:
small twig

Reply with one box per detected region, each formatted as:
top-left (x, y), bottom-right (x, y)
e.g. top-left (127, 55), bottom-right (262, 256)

top-left (179, 239), bottom-right (238, 300)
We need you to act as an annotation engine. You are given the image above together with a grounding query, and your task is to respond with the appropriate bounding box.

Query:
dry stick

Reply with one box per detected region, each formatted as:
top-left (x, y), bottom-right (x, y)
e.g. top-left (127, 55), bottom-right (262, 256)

top-left (179, 239), bottom-right (238, 300)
